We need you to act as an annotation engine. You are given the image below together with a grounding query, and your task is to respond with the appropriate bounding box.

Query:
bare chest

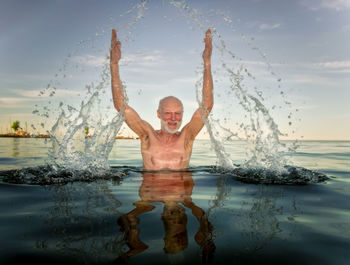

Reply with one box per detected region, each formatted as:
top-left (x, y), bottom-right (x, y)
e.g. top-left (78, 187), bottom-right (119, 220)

top-left (141, 134), bottom-right (192, 170)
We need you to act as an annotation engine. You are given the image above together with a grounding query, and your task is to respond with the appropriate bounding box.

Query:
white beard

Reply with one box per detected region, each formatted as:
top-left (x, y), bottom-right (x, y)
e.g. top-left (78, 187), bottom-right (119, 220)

top-left (161, 119), bottom-right (182, 134)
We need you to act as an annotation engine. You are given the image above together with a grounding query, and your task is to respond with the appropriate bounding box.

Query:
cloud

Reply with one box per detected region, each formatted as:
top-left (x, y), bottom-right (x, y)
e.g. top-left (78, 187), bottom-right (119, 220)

top-left (282, 60), bottom-right (350, 85)
top-left (172, 77), bottom-right (198, 83)
top-left (120, 50), bottom-right (190, 80)
top-left (0, 97), bottom-right (32, 108)
top-left (313, 60), bottom-right (350, 69)
top-left (14, 88), bottom-right (83, 98)
top-left (343, 24), bottom-right (350, 30)
top-left (300, 0), bottom-right (350, 11)
top-left (259, 23), bottom-right (281, 30)
top-left (0, 97), bottom-right (32, 110)
top-left (72, 54), bottom-right (107, 67)
top-left (0, 88), bottom-right (84, 108)
top-left (285, 75), bottom-right (336, 85)
top-left (277, 60), bottom-right (350, 74)
top-left (121, 50), bottom-right (167, 67)
top-left (320, 0), bottom-right (350, 10)
top-left (306, 60), bottom-right (350, 74)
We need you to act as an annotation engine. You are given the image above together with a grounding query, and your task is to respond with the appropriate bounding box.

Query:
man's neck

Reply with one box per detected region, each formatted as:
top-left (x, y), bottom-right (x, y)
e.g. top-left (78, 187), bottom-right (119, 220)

top-left (158, 130), bottom-right (179, 143)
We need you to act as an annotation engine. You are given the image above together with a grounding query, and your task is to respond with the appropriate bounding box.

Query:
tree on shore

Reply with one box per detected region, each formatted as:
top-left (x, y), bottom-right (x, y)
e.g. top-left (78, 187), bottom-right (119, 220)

top-left (11, 120), bottom-right (21, 133)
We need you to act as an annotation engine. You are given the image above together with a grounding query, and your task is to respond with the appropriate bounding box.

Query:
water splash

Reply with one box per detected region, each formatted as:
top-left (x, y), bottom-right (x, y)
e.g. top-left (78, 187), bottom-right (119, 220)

top-left (170, 0), bottom-right (297, 173)
top-left (28, 1), bottom-right (150, 179)
top-left (26, 0), bottom-right (302, 183)
top-left (0, 165), bottom-right (128, 185)
top-left (227, 165), bottom-right (329, 185)
top-left (0, 165), bottom-right (328, 185)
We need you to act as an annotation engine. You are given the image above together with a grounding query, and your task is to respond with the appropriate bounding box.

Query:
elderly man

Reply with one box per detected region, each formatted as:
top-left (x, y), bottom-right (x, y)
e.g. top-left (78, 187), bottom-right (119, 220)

top-left (110, 29), bottom-right (213, 170)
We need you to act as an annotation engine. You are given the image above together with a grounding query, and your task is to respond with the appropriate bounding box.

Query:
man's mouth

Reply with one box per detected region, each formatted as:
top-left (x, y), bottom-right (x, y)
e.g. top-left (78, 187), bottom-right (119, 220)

top-left (161, 119), bottom-right (182, 134)
top-left (167, 121), bottom-right (178, 128)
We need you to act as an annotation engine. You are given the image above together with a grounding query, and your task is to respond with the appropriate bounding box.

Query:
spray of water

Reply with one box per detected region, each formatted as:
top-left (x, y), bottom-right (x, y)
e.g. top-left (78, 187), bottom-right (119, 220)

top-left (30, 1), bottom-right (150, 178)
top-left (28, 0), bottom-right (301, 181)
top-left (170, 0), bottom-right (296, 173)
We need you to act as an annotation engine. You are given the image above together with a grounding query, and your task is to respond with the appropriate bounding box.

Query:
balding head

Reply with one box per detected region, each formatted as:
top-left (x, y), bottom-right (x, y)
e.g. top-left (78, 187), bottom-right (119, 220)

top-left (158, 96), bottom-right (183, 113)
top-left (157, 96), bottom-right (183, 134)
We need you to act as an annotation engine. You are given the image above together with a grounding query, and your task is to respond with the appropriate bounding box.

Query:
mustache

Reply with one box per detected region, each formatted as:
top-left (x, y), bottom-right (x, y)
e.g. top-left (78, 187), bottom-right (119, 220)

top-left (165, 120), bottom-right (180, 124)
top-left (161, 119), bottom-right (182, 134)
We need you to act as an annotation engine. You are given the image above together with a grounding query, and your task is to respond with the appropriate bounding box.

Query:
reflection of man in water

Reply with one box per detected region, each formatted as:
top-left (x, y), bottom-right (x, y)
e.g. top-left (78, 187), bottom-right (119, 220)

top-left (116, 172), bottom-right (215, 262)
top-left (110, 29), bottom-right (213, 170)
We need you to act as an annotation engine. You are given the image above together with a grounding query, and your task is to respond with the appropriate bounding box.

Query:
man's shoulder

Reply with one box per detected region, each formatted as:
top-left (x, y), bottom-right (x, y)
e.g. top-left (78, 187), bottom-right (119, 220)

top-left (139, 126), bottom-right (158, 141)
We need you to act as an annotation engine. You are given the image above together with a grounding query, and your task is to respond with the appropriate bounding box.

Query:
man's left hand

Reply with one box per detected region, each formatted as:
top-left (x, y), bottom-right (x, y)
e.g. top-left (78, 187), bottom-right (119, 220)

top-left (202, 29), bottom-right (212, 65)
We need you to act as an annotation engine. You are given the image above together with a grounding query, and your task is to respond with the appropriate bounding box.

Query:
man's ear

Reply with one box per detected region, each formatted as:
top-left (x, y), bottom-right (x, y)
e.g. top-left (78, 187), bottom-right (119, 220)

top-left (157, 109), bottom-right (160, 119)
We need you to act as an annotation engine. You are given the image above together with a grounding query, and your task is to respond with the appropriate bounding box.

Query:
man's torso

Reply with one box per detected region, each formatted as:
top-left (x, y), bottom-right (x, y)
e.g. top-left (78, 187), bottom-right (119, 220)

top-left (140, 129), bottom-right (193, 170)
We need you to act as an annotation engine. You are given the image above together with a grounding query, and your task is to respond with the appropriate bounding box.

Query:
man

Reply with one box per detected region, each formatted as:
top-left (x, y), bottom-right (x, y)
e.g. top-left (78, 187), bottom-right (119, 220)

top-left (110, 29), bottom-right (213, 170)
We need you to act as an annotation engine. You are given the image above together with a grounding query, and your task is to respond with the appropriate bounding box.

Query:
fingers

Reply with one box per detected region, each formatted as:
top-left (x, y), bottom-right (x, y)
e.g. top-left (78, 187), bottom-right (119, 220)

top-left (111, 29), bottom-right (121, 48)
top-left (204, 28), bottom-right (212, 45)
top-left (111, 29), bottom-right (122, 55)
top-left (202, 29), bottom-right (212, 61)
top-left (112, 29), bottom-right (117, 41)
top-left (205, 29), bottom-right (211, 37)
top-left (111, 29), bottom-right (116, 46)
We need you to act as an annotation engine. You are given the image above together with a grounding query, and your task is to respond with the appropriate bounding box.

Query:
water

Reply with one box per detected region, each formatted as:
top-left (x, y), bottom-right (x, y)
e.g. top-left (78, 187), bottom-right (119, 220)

top-left (1, 138), bottom-right (350, 265)
top-left (2, 1), bottom-right (348, 264)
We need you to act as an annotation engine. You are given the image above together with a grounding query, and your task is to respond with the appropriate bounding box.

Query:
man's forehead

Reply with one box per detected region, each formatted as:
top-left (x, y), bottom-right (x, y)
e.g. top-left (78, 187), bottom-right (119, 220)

top-left (161, 98), bottom-right (183, 109)
top-left (161, 105), bottom-right (183, 112)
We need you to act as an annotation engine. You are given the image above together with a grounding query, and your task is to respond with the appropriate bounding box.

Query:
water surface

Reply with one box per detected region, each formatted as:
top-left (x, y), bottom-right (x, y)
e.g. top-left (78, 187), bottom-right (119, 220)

top-left (0, 138), bottom-right (349, 265)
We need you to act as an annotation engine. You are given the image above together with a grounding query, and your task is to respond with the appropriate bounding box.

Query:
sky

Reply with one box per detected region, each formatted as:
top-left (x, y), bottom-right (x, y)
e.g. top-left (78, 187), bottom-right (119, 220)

top-left (0, 0), bottom-right (349, 140)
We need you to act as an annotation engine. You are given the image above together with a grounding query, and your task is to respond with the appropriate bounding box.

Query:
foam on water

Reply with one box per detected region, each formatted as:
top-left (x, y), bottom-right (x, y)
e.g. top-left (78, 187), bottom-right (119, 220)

top-left (4, 0), bottom-right (325, 185)
top-left (0, 165), bottom-right (128, 185)
top-left (0, 165), bottom-right (328, 185)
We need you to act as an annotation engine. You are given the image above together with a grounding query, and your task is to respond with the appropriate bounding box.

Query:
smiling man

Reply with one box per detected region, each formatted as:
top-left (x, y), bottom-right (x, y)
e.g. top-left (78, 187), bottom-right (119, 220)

top-left (110, 29), bottom-right (213, 170)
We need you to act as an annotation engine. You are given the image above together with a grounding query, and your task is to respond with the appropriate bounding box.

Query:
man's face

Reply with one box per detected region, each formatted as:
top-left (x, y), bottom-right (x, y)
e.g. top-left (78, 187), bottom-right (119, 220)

top-left (158, 99), bottom-right (183, 134)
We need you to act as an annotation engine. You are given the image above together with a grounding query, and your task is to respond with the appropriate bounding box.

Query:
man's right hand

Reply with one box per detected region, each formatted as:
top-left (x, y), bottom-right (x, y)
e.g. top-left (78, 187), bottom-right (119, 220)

top-left (110, 29), bottom-right (121, 64)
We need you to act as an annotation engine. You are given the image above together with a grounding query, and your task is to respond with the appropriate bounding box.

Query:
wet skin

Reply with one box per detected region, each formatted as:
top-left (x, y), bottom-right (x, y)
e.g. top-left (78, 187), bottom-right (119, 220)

top-left (110, 29), bottom-right (213, 170)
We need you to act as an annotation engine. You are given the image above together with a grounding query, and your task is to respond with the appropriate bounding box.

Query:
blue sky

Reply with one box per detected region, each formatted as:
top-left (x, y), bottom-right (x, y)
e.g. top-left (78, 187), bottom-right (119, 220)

top-left (0, 0), bottom-right (349, 140)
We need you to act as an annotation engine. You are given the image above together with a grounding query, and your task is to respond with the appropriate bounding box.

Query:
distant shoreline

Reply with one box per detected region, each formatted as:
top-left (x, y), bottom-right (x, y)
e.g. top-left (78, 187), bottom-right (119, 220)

top-left (0, 133), bottom-right (139, 140)
top-left (0, 134), bottom-right (347, 141)
top-left (0, 133), bottom-right (49, 138)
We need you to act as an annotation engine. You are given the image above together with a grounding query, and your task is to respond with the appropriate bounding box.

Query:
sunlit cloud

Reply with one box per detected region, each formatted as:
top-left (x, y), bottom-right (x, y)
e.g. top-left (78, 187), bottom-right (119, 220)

top-left (14, 88), bottom-right (83, 98)
top-left (0, 97), bottom-right (32, 108)
top-left (1, 88), bottom-right (84, 108)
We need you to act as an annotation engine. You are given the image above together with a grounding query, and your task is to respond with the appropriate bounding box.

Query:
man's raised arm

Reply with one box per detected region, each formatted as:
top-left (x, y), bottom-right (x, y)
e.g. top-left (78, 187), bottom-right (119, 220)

top-left (183, 29), bottom-right (213, 139)
top-left (110, 29), bottom-right (125, 112)
top-left (201, 29), bottom-right (214, 117)
top-left (110, 29), bottom-right (150, 137)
